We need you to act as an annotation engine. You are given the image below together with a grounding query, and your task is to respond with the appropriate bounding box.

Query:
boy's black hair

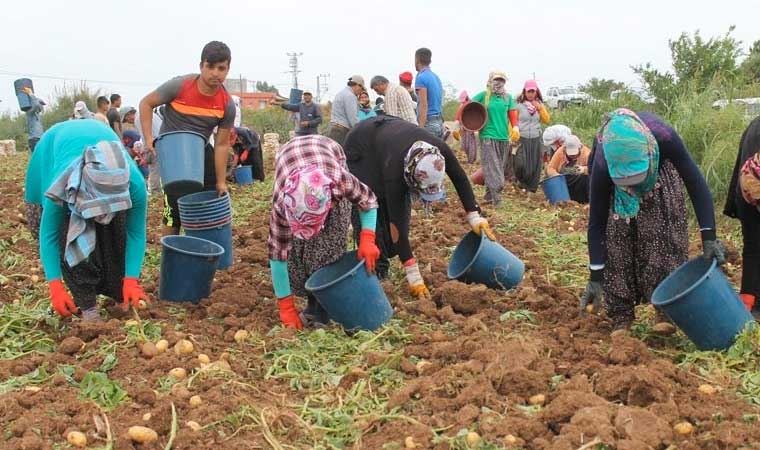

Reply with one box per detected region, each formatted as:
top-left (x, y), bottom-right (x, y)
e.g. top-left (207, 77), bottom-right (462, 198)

top-left (109, 93), bottom-right (121, 103)
top-left (415, 48), bottom-right (432, 66)
top-left (96, 96), bottom-right (109, 107)
top-left (201, 41), bottom-right (232, 66)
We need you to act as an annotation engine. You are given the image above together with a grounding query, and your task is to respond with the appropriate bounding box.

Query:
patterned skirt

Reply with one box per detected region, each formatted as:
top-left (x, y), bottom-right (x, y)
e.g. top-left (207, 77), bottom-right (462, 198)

top-left (603, 160), bottom-right (689, 322)
top-left (461, 130), bottom-right (477, 164)
top-left (288, 199), bottom-right (352, 298)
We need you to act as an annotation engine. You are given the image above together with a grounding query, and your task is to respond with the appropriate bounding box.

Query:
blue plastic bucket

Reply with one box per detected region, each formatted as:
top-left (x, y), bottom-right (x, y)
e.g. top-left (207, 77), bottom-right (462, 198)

top-left (155, 131), bottom-right (206, 196)
top-left (178, 191), bottom-right (230, 209)
top-left (159, 235), bottom-right (224, 303)
top-left (289, 88), bottom-right (304, 105)
top-left (651, 257), bottom-right (753, 350)
top-left (181, 216), bottom-right (232, 229)
top-left (448, 232), bottom-right (524, 290)
top-left (234, 166), bottom-right (253, 185)
top-left (185, 223), bottom-right (233, 270)
top-left (541, 174), bottom-right (571, 205)
top-left (305, 251), bottom-right (393, 331)
top-left (14, 78), bottom-right (33, 112)
top-left (179, 202), bottom-right (231, 219)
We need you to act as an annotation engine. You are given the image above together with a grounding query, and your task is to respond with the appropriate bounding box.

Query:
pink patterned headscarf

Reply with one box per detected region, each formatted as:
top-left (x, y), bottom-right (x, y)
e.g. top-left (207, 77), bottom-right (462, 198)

top-left (282, 164), bottom-right (333, 240)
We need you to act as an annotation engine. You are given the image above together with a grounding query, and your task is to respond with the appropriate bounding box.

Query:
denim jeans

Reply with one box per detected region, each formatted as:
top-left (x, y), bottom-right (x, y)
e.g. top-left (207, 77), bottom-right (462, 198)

top-left (423, 115), bottom-right (444, 139)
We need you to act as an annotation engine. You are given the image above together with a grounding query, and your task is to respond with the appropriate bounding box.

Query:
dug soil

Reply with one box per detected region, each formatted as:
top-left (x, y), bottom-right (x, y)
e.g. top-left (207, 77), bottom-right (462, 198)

top-left (1, 152), bottom-right (758, 450)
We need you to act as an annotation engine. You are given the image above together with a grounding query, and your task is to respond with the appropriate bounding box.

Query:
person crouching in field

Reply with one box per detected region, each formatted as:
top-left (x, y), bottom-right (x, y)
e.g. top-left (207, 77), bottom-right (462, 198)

top-left (546, 135), bottom-right (591, 204)
top-left (343, 116), bottom-right (495, 298)
top-left (24, 120), bottom-right (149, 321)
top-left (268, 135), bottom-right (380, 329)
top-left (724, 115), bottom-right (760, 314)
top-left (581, 108), bottom-right (725, 332)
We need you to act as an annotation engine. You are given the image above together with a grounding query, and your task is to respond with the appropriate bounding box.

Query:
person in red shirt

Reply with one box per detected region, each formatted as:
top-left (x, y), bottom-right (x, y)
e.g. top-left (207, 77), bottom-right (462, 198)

top-left (139, 41), bottom-right (235, 236)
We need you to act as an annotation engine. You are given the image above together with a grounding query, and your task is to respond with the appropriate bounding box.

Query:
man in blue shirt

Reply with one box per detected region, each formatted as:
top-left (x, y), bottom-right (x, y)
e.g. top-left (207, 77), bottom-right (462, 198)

top-left (414, 48), bottom-right (444, 139)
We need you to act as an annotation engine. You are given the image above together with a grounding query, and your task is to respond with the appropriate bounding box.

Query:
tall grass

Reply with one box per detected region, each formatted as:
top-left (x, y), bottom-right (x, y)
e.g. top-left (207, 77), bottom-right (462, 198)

top-left (552, 83), bottom-right (758, 200)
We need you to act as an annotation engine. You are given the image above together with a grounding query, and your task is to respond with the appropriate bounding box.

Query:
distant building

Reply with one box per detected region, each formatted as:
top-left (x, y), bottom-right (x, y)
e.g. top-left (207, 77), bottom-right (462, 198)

top-left (238, 92), bottom-right (281, 111)
top-left (224, 78), bottom-right (249, 94)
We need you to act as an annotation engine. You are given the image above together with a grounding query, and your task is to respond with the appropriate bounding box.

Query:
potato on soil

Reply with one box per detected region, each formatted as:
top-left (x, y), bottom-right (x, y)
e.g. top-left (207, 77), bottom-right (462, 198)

top-left (234, 329), bottom-right (249, 343)
top-left (465, 431), bottom-right (481, 446)
top-left (155, 339), bottom-right (169, 353)
top-left (674, 421), bottom-right (694, 435)
top-left (174, 339), bottom-right (194, 355)
top-left (189, 395), bottom-right (202, 407)
top-left (698, 384), bottom-right (717, 395)
top-left (127, 426), bottom-right (158, 443)
top-left (529, 394), bottom-right (546, 406)
top-left (505, 434), bottom-right (518, 444)
top-left (405, 436), bottom-right (418, 448)
top-left (58, 336), bottom-right (85, 355)
top-left (186, 421), bottom-right (202, 431)
top-left (169, 367), bottom-right (187, 380)
top-left (66, 431), bottom-right (87, 447)
top-left (141, 341), bottom-right (158, 358)
top-left (198, 354), bottom-right (211, 364)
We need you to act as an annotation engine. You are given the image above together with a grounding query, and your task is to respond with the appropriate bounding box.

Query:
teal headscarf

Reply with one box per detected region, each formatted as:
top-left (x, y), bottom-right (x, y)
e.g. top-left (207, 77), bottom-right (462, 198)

top-left (601, 108), bottom-right (660, 218)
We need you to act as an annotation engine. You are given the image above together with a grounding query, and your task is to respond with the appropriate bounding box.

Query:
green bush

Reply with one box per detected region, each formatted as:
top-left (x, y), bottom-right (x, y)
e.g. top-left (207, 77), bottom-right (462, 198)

top-left (0, 83), bottom-right (102, 150)
top-left (242, 106), bottom-right (294, 138)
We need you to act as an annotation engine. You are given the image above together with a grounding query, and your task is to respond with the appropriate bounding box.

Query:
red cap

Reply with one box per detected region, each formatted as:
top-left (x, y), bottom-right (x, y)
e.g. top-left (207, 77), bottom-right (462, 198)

top-left (399, 71), bottom-right (413, 85)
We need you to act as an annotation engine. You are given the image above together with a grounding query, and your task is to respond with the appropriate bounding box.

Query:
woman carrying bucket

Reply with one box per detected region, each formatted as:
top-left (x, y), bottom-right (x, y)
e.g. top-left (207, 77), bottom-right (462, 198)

top-left (24, 120), bottom-right (149, 321)
top-left (513, 80), bottom-right (551, 192)
top-left (343, 116), bottom-right (495, 298)
top-left (724, 115), bottom-right (760, 314)
top-left (546, 135), bottom-right (591, 204)
top-left (268, 135), bottom-right (381, 329)
top-left (581, 109), bottom-right (725, 331)
top-left (452, 91), bottom-right (478, 164)
top-left (471, 71), bottom-right (519, 206)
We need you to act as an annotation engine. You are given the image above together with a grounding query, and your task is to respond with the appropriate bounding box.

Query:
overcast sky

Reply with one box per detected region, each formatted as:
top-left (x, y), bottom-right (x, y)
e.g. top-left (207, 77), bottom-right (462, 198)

top-left (1, 0), bottom-right (759, 114)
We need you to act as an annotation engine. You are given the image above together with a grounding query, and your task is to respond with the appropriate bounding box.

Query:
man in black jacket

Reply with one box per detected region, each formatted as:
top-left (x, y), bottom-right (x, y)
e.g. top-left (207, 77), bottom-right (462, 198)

top-left (275, 91), bottom-right (322, 136)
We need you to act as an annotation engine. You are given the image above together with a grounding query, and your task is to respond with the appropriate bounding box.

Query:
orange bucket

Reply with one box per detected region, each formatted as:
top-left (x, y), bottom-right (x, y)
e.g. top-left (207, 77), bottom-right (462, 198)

top-left (461, 102), bottom-right (488, 132)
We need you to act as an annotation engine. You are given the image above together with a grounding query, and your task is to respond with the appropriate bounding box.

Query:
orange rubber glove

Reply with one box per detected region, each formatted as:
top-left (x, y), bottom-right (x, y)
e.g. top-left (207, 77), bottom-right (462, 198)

top-left (49, 280), bottom-right (77, 317)
top-left (740, 293), bottom-right (756, 311)
top-left (357, 230), bottom-right (380, 273)
top-left (122, 277), bottom-right (148, 310)
top-left (278, 296), bottom-right (303, 329)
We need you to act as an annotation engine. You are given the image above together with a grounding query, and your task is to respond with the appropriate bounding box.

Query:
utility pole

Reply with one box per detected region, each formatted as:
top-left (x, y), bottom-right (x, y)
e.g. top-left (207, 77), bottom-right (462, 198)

top-left (286, 52), bottom-right (303, 89)
top-left (316, 73), bottom-right (330, 103)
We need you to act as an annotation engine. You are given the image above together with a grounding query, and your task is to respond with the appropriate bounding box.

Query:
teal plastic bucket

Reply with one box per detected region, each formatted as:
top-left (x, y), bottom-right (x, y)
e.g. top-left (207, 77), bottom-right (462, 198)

top-left (289, 88), bottom-right (303, 105)
top-left (541, 174), bottom-right (571, 205)
top-left (155, 131), bottom-right (206, 196)
top-left (652, 257), bottom-right (753, 350)
top-left (178, 191), bottom-right (230, 209)
top-left (305, 251), bottom-right (393, 331)
top-left (14, 78), bottom-right (34, 111)
top-left (185, 223), bottom-right (233, 270)
top-left (234, 166), bottom-right (253, 185)
top-left (448, 232), bottom-right (524, 290)
top-left (159, 235), bottom-right (224, 303)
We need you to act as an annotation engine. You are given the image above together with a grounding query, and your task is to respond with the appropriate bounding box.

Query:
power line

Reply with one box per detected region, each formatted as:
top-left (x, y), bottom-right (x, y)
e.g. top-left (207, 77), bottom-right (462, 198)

top-left (0, 69), bottom-right (158, 87)
top-left (285, 52), bottom-right (303, 89)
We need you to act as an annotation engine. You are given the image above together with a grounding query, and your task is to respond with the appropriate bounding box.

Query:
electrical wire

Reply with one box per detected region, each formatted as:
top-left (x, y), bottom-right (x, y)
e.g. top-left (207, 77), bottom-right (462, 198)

top-left (0, 69), bottom-right (157, 87)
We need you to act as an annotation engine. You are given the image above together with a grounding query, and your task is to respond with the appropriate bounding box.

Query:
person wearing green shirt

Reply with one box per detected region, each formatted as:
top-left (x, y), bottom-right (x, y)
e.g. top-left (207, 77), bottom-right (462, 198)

top-left (471, 71), bottom-right (519, 206)
top-left (25, 120), bottom-right (149, 321)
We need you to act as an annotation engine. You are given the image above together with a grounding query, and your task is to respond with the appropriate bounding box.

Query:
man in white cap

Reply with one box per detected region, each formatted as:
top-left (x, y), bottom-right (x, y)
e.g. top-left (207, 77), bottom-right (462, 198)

top-left (72, 101), bottom-right (95, 120)
top-left (343, 115), bottom-right (496, 296)
top-left (326, 75), bottom-right (364, 146)
top-left (546, 134), bottom-right (591, 203)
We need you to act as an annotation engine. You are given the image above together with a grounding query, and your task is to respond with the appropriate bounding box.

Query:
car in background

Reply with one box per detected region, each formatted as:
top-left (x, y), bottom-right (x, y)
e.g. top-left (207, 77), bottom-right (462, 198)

top-left (712, 97), bottom-right (760, 119)
top-left (610, 88), bottom-right (656, 105)
top-left (545, 86), bottom-right (591, 109)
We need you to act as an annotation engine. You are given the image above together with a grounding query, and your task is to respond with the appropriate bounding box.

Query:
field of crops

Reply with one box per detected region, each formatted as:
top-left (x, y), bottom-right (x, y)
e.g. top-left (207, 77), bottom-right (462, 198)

top-left (2, 148), bottom-right (760, 450)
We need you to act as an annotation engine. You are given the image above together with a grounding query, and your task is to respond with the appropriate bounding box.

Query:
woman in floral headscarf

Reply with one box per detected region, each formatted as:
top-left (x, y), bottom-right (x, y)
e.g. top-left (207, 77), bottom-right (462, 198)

top-left (268, 134), bottom-right (380, 329)
top-left (581, 109), bottom-right (724, 331)
top-left (471, 71), bottom-right (519, 206)
top-left (724, 115), bottom-right (760, 314)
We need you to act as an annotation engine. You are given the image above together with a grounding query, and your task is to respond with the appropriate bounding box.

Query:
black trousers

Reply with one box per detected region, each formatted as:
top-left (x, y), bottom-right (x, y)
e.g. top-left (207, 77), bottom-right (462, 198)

top-left (59, 212), bottom-right (126, 309)
top-left (351, 198), bottom-right (397, 280)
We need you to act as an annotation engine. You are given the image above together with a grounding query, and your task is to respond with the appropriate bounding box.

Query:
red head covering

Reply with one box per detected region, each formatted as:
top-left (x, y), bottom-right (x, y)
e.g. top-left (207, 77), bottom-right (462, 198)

top-left (399, 71), bottom-right (413, 85)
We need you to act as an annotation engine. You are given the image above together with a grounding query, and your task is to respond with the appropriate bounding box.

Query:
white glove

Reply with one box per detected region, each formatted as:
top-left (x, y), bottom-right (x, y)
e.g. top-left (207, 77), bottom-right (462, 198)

top-left (404, 261), bottom-right (423, 287)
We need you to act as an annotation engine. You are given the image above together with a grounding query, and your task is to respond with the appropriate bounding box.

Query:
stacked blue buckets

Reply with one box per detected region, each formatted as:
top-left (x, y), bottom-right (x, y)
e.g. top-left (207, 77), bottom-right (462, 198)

top-left (178, 191), bottom-right (233, 270)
